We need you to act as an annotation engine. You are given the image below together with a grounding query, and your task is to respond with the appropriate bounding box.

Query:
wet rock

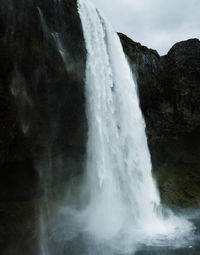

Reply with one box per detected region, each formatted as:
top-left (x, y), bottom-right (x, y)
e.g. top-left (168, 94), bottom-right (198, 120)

top-left (0, 1), bottom-right (86, 253)
top-left (119, 33), bottom-right (200, 208)
top-left (0, 5), bottom-right (200, 254)
top-left (0, 0), bottom-right (87, 202)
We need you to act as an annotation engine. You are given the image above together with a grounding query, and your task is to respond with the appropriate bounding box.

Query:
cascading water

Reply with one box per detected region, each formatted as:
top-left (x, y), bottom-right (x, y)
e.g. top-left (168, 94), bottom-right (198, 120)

top-left (74, 0), bottom-right (195, 252)
top-left (78, 0), bottom-right (161, 236)
top-left (4, 0), bottom-right (198, 254)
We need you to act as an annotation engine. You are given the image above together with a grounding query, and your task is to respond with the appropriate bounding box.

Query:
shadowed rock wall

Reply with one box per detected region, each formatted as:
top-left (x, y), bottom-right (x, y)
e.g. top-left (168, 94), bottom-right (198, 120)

top-left (120, 33), bottom-right (200, 208)
top-left (0, 0), bottom-right (87, 254)
top-left (0, 2), bottom-right (200, 253)
top-left (0, 0), bottom-right (87, 201)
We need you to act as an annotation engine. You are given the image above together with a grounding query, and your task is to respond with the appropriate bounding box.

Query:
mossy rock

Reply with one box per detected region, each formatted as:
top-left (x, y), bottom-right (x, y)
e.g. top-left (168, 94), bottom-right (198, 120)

top-left (153, 127), bottom-right (200, 208)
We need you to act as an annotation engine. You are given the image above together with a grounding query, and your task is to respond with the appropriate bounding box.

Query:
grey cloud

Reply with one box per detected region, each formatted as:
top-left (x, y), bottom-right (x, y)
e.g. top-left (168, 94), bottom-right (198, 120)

top-left (91, 0), bottom-right (200, 55)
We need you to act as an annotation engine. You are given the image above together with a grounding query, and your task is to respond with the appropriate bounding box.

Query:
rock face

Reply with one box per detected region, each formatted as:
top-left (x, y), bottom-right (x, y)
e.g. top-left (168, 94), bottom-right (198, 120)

top-left (0, 1), bottom-right (200, 253)
top-left (119, 33), bottom-right (200, 208)
top-left (0, 0), bottom-right (87, 254)
top-left (0, 0), bottom-right (86, 201)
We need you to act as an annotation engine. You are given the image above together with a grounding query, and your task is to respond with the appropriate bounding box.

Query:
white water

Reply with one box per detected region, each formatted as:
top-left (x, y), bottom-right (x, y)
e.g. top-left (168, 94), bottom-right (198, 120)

top-left (78, 0), bottom-right (160, 236)
top-left (76, 0), bottom-right (195, 251)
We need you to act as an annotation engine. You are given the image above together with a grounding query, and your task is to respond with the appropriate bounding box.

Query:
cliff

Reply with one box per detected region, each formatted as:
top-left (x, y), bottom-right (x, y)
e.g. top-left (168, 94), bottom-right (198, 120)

top-left (0, 0), bottom-right (87, 254)
top-left (0, 0), bottom-right (87, 201)
top-left (0, 1), bottom-right (200, 253)
top-left (119, 33), bottom-right (200, 208)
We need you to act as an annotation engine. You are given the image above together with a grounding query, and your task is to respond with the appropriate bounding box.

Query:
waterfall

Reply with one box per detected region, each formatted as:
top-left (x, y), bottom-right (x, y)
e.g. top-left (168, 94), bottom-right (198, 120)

top-left (76, 0), bottom-right (194, 250)
top-left (78, 0), bottom-right (160, 236)
top-left (4, 0), bottom-right (196, 254)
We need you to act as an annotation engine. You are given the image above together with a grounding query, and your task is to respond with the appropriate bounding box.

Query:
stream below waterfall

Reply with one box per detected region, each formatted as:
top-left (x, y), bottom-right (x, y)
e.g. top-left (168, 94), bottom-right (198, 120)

top-left (39, 215), bottom-right (200, 255)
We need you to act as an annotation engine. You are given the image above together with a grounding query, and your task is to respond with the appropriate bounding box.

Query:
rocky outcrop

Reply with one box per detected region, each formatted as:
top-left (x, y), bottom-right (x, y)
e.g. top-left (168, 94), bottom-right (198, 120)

top-left (119, 33), bottom-right (200, 208)
top-left (0, 1), bottom-right (86, 254)
top-left (0, 0), bottom-right (86, 202)
top-left (0, 1), bottom-right (200, 253)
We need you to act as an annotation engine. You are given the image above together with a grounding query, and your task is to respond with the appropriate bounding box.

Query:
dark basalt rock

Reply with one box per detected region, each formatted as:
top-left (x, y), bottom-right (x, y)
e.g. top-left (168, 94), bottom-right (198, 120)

top-left (119, 33), bottom-right (200, 208)
top-left (0, 0), bottom-right (87, 202)
top-left (0, 0), bottom-right (86, 253)
top-left (0, 1), bottom-right (200, 252)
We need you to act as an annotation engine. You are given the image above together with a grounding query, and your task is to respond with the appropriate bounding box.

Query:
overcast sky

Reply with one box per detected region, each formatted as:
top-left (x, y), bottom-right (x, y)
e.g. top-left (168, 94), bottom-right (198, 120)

top-left (91, 0), bottom-right (200, 55)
